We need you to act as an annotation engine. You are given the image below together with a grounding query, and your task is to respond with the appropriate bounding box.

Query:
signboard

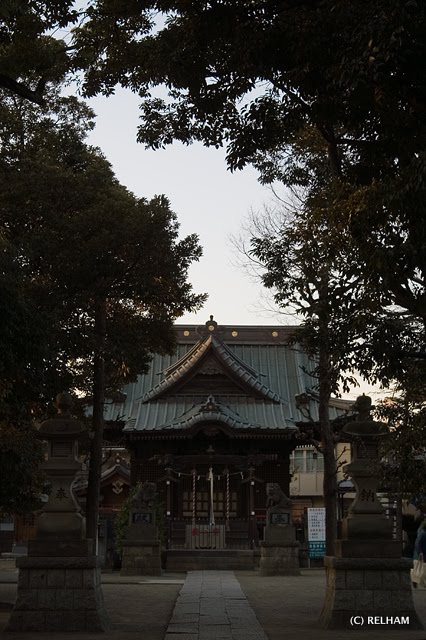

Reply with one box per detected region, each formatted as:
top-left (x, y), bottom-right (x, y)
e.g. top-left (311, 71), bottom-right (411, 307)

top-left (132, 512), bottom-right (152, 524)
top-left (307, 507), bottom-right (326, 558)
top-left (270, 512), bottom-right (290, 525)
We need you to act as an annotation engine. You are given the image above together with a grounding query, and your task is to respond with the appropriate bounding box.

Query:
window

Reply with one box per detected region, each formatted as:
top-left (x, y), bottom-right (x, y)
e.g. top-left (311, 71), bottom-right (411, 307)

top-left (290, 449), bottom-right (304, 473)
top-left (290, 448), bottom-right (324, 474)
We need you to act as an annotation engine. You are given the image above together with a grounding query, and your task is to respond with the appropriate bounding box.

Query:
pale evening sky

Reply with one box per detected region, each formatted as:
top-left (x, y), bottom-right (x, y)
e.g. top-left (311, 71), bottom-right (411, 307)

top-left (84, 88), bottom-right (388, 401)
top-left (86, 88), bottom-right (273, 327)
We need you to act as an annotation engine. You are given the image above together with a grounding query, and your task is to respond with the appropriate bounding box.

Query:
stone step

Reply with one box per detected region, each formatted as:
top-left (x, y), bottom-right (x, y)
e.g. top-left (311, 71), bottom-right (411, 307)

top-left (166, 550), bottom-right (254, 571)
top-left (167, 561), bottom-right (255, 571)
top-left (167, 549), bottom-right (253, 557)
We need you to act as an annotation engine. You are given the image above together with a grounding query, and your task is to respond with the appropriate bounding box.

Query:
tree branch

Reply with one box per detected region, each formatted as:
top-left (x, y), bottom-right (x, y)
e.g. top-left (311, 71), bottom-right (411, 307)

top-left (0, 75), bottom-right (46, 106)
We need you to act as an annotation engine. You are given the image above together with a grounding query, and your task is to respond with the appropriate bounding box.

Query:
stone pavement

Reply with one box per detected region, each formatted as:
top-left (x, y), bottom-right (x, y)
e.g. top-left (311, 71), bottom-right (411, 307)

top-left (165, 571), bottom-right (266, 640)
top-left (2, 567), bottom-right (426, 639)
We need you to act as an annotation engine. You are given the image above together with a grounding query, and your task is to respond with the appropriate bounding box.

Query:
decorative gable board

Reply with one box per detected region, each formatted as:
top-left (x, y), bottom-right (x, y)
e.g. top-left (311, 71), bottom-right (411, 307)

top-left (166, 352), bottom-right (260, 396)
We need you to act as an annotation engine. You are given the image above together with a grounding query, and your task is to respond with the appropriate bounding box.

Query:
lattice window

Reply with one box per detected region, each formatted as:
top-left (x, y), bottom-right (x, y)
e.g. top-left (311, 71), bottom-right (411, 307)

top-left (213, 491), bottom-right (237, 517)
top-left (182, 491), bottom-right (193, 517)
top-left (196, 491), bottom-right (209, 516)
top-left (182, 490), bottom-right (237, 518)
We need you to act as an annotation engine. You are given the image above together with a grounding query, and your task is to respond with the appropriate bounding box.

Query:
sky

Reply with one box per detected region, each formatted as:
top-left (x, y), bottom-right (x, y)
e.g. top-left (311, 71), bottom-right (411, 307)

top-left (86, 88), bottom-right (277, 326)
top-left (84, 88), bottom-right (389, 402)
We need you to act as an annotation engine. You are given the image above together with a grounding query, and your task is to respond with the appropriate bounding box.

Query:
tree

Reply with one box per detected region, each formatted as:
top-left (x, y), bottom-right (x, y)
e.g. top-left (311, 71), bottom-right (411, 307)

top-left (0, 1), bottom-right (77, 104)
top-left (377, 355), bottom-right (426, 498)
top-left (0, 86), bottom-right (206, 541)
top-left (3, 3), bottom-right (424, 340)
top-left (245, 196), bottom-right (376, 554)
top-left (74, 1), bottom-right (425, 339)
top-left (240, 133), bottom-right (422, 552)
top-left (3, 3), bottom-right (425, 324)
top-left (0, 422), bottom-right (44, 515)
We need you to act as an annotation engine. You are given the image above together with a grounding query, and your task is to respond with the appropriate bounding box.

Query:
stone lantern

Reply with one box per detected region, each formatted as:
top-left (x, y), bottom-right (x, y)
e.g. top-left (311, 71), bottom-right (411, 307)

top-left (338, 394), bottom-right (395, 556)
top-left (35, 392), bottom-right (86, 540)
top-left (6, 393), bottom-right (110, 633)
top-left (320, 395), bottom-right (422, 630)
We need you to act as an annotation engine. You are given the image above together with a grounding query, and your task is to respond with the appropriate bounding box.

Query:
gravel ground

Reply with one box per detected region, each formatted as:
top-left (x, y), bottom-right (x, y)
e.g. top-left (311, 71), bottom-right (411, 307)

top-left (1, 568), bottom-right (426, 640)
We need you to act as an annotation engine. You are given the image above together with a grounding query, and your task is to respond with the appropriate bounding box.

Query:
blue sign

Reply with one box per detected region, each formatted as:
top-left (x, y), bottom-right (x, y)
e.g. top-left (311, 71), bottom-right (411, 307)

top-left (308, 541), bottom-right (326, 558)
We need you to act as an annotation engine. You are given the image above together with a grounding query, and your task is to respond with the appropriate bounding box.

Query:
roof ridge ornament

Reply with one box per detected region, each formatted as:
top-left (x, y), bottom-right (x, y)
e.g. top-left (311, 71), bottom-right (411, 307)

top-left (206, 315), bottom-right (217, 331)
top-left (200, 395), bottom-right (220, 412)
top-left (197, 314), bottom-right (221, 337)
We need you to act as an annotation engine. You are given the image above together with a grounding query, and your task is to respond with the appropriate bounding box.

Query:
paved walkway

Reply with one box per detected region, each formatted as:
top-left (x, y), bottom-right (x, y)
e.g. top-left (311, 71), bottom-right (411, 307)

top-left (166, 571), bottom-right (266, 640)
top-left (2, 568), bottom-right (426, 639)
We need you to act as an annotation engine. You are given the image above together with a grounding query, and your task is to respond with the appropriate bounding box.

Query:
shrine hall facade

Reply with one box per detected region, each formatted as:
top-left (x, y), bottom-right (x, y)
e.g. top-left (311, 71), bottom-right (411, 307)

top-left (103, 318), bottom-right (349, 549)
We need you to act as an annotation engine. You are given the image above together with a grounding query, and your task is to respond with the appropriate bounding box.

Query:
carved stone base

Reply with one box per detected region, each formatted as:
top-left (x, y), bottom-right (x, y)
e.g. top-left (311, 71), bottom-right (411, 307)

top-left (121, 540), bottom-right (162, 576)
top-left (5, 551), bottom-right (110, 632)
top-left (320, 556), bottom-right (422, 630)
top-left (259, 541), bottom-right (300, 576)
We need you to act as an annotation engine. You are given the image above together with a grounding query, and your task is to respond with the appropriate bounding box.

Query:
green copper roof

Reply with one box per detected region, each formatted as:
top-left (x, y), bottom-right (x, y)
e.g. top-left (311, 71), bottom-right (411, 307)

top-left (155, 396), bottom-right (262, 432)
top-left (142, 334), bottom-right (281, 403)
top-left (101, 323), bottom-right (351, 436)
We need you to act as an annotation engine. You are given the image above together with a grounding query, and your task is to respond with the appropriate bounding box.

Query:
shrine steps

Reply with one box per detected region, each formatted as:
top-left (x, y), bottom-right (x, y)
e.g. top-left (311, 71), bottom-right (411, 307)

top-left (165, 549), bottom-right (255, 571)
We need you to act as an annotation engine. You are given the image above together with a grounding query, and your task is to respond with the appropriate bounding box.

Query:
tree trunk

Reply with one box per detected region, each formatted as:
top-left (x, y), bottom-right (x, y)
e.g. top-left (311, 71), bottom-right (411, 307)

top-left (318, 271), bottom-right (338, 556)
top-left (319, 362), bottom-right (337, 556)
top-left (85, 296), bottom-right (106, 551)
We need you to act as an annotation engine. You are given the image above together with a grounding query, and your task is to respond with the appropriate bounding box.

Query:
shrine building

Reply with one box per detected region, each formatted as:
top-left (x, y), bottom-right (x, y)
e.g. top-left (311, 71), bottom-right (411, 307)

top-left (103, 317), bottom-right (350, 551)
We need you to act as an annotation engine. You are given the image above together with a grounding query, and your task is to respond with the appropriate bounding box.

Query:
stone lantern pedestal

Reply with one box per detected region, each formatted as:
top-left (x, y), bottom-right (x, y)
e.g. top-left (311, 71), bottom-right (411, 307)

top-left (121, 482), bottom-right (162, 576)
top-left (260, 484), bottom-right (300, 576)
top-left (320, 396), bottom-right (422, 630)
top-left (6, 393), bottom-right (110, 633)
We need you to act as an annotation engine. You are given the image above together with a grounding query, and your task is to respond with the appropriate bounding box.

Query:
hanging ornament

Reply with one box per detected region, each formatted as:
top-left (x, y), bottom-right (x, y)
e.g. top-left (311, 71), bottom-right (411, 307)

top-left (192, 468), bottom-right (196, 526)
top-left (226, 469), bottom-right (230, 532)
top-left (207, 466), bottom-right (215, 526)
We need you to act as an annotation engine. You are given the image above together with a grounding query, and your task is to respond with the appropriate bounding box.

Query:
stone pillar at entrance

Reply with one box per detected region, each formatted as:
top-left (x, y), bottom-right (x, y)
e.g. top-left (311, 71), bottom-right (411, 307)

top-left (260, 483), bottom-right (300, 576)
top-left (320, 395), bottom-right (422, 629)
top-left (6, 393), bottom-right (110, 632)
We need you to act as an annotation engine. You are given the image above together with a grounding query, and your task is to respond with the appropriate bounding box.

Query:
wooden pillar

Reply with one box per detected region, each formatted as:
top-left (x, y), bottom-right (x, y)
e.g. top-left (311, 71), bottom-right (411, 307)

top-left (166, 479), bottom-right (171, 516)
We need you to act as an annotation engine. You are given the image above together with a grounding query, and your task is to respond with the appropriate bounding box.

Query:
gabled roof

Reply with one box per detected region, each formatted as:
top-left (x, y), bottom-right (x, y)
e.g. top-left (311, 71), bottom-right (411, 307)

top-left (101, 320), bottom-right (351, 435)
top-left (73, 462), bottom-right (130, 494)
top-left (142, 333), bottom-right (281, 403)
top-left (150, 396), bottom-right (264, 431)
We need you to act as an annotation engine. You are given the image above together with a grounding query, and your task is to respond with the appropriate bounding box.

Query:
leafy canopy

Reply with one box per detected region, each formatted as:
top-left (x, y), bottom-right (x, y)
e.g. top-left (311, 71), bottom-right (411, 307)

top-left (0, 1), bottom-right (78, 104)
top-left (0, 421), bottom-right (44, 514)
top-left (0, 83), bottom-right (206, 413)
top-left (73, 1), bottom-right (425, 330)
